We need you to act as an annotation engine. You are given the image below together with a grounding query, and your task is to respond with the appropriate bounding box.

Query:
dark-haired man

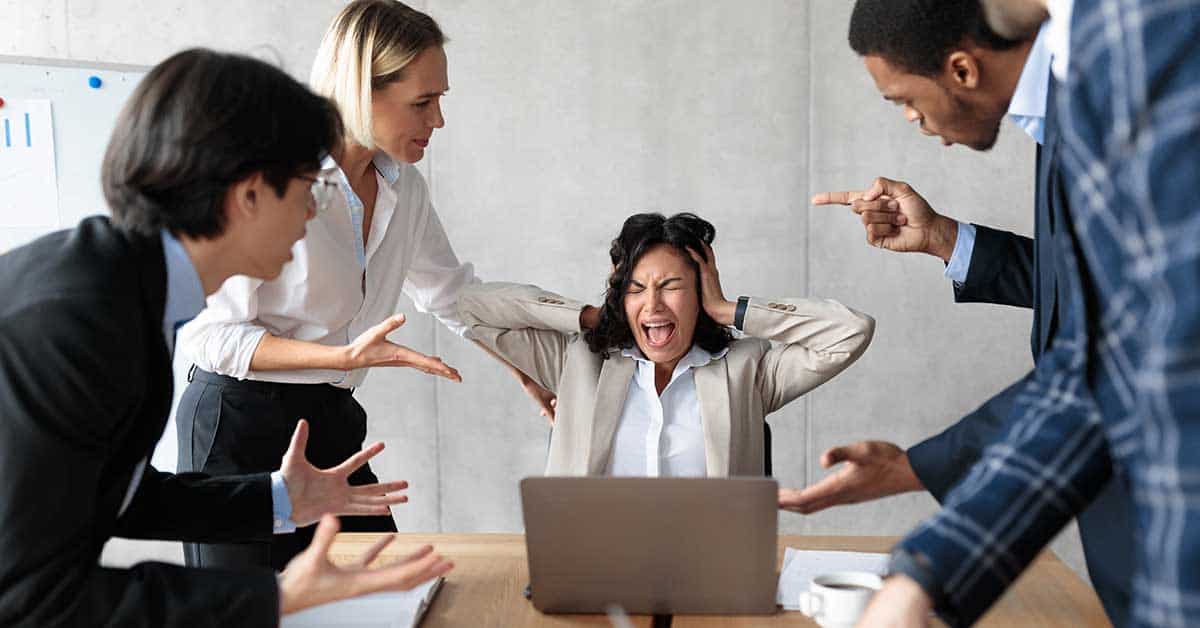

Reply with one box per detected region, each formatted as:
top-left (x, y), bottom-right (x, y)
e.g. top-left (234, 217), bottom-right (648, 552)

top-left (0, 49), bottom-right (451, 627)
top-left (852, 0), bottom-right (1200, 624)
top-left (778, 0), bottom-right (1130, 624)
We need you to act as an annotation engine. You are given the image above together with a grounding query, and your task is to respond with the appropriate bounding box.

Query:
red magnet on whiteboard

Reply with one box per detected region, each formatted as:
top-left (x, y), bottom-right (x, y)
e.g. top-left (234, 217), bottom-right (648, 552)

top-left (0, 97), bottom-right (5, 108)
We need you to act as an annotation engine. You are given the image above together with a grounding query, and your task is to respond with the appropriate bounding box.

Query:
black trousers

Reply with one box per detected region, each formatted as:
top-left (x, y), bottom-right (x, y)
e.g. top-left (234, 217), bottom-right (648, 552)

top-left (176, 368), bottom-right (396, 572)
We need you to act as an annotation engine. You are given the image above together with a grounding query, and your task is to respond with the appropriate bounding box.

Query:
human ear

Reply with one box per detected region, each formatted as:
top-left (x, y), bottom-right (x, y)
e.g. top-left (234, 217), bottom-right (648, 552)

top-left (225, 173), bottom-right (263, 225)
top-left (945, 51), bottom-right (981, 90)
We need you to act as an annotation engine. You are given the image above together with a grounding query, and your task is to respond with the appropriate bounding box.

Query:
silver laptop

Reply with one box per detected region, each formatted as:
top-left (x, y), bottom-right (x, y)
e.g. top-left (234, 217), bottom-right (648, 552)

top-left (520, 476), bottom-right (778, 615)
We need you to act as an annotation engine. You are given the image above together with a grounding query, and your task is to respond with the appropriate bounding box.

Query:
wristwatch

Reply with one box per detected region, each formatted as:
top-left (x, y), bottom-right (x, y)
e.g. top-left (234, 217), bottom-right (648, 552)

top-left (734, 296), bottom-right (750, 331)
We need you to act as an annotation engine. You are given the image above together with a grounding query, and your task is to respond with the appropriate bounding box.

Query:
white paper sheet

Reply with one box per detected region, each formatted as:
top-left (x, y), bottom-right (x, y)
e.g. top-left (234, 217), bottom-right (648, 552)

top-left (0, 100), bottom-right (59, 228)
top-left (775, 548), bottom-right (890, 610)
top-left (283, 577), bottom-right (443, 628)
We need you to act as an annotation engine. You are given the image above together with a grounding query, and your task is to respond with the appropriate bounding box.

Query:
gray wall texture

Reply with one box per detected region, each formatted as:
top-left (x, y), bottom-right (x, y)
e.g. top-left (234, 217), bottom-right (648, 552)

top-left (7, 0), bottom-right (1086, 580)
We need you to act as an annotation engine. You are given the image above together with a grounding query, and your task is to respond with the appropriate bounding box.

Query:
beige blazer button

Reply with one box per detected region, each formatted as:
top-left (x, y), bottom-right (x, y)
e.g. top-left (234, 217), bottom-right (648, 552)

top-left (537, 297), bottom-right (548, 303)
top-left (786, 305), bottom-right (796, 312)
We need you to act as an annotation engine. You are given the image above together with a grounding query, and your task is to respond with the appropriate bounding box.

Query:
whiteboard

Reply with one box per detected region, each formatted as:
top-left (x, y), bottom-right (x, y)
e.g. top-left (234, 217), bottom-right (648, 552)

top-left (0, 56), bottom-right (187, 474)
top-left (0, 56), bottom-right (148, 254)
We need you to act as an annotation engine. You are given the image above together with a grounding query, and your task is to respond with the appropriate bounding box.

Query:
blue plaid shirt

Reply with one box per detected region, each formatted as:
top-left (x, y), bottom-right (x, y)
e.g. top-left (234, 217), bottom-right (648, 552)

top-left (894, 1), bottom-right (1200, 625)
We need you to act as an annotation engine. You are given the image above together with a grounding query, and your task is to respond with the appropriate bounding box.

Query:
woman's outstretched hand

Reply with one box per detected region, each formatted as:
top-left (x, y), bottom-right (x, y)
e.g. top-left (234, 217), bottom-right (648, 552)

top-left (344, 314), bottom-right (461, 382)
top-left (687, 242), bottom-right (735, 326)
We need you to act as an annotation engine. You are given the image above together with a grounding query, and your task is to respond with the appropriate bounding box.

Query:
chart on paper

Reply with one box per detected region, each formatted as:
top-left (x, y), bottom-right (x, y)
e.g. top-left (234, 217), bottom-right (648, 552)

top-left (0, 99), bottom-right (58, 229)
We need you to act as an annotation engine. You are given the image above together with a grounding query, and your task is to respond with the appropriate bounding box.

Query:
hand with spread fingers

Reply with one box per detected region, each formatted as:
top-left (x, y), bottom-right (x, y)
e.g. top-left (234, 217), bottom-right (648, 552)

top-left (280, 420), bottom-right (412, 526)
top-left (278, 515), bottom-right (454, 615)
top-left (813, 177), bottom-right (959, 261)
top-left (345, 314), bottom-right (462, 381)
top-left (778, 441), bottom-right (922, 514)
top-left (686, 241), bottom-right (736, 326)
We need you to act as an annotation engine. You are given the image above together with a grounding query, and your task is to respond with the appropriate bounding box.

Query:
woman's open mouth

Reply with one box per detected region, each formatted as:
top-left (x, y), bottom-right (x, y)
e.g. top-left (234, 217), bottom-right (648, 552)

top-left (642, 321), bottom-right (676, 348)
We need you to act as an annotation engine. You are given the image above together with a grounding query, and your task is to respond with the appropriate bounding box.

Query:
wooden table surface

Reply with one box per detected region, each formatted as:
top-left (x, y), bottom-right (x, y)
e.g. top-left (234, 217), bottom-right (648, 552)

top-left (328, 533), bottom-right (1110, 627)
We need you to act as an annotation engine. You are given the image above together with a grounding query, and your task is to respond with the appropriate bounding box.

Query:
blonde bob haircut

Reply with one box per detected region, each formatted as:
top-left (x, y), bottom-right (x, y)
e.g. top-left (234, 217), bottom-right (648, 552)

top-left (310, 0), bottom-right (445, 149)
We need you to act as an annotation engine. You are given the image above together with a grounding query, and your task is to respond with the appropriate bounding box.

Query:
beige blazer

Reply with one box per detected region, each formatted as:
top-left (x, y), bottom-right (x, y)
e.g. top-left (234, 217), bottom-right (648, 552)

top-left (458, 282), bottom-right (875, 477)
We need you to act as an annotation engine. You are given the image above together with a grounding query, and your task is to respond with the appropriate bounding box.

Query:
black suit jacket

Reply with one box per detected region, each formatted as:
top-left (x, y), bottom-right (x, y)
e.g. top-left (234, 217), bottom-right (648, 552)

top-left (904, 79), bottom-right (1133, 625)
top-left (0, 217), bottom-right (280, 627)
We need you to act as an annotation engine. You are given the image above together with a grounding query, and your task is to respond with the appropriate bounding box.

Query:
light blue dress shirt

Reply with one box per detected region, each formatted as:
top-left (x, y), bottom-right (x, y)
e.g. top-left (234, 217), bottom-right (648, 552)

top-left (156, 230), bottom-right (295, 534)
top-left (944, 26), bottom-right (1051, 284)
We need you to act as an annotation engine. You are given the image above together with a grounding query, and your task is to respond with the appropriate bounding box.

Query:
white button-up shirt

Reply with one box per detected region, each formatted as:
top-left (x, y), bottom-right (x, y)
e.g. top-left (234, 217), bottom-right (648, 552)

top-left (178, 153), bottom-right (476, 388)
top-left (607, 344), bottom-right (728, 477)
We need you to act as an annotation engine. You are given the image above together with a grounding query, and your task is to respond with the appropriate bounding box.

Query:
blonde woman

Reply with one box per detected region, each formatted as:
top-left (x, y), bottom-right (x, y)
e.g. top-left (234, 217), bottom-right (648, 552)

top-left (176, 0), bottom-right (545, 570)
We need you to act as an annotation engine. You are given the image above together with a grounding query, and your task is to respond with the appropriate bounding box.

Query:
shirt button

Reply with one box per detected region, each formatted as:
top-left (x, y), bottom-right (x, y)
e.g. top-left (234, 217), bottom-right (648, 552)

top-left (274, 518), bottom-right (283, 528)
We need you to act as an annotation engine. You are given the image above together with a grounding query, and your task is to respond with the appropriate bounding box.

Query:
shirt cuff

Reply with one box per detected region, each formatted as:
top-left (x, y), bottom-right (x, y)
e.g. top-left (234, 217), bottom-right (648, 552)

top-left (943, 221), bottom-right (976, 284)
top-left (888, 546), bottom-right (940, 599)
top-left (889, 546), bottom-right (956, 624)
top-left (270, 471), bottom-right (297, 534)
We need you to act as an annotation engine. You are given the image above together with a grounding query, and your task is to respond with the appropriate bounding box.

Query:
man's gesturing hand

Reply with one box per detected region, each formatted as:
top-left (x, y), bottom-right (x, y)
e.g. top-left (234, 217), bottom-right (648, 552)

top-left (279, 515), bottom-right (454, 615)
top-left (778, 441), bottom-right (922, 514)
top-left (280, 420), bottom-right (411, 527)
top-left (813, 177), bottom-right (958, 261)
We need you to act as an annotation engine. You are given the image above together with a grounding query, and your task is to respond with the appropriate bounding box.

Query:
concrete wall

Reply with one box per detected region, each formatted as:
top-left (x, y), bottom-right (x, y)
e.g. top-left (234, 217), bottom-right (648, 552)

top-left (7, 0), bottom-right (1084, 578)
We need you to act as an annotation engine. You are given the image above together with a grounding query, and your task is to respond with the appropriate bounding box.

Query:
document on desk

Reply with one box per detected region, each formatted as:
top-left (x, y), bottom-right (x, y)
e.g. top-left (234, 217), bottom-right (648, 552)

top-left (283, 577), bottom-right (444, 628)
top-left (776, 548), bottom-right (889, 610)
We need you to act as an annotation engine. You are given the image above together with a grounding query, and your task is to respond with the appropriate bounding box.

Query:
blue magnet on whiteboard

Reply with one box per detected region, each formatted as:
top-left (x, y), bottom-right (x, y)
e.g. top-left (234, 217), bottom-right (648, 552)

top-left (88, 76), bottom-right (103, 89)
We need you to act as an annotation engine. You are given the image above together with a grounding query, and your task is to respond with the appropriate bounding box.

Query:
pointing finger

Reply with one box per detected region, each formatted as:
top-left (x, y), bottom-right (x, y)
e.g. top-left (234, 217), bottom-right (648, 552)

top-left (812, 190), bottom-right (863, 206)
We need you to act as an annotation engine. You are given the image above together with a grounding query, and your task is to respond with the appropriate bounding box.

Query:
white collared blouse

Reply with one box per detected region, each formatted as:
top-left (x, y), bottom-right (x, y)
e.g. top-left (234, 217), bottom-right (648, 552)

top-left (608, 345), bottom-right (730, 477)
top-left (179, 153), bottom-right (476, 388)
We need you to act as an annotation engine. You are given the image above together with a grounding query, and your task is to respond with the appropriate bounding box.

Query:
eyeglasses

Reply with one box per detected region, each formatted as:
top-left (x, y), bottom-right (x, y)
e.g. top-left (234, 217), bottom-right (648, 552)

top-left (296, 175), bottom-right (339, 214)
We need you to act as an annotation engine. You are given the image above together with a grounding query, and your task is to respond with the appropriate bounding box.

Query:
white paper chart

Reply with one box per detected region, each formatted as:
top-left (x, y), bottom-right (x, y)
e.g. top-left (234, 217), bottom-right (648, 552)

top-left (0, 99), bottom-right (59, 228)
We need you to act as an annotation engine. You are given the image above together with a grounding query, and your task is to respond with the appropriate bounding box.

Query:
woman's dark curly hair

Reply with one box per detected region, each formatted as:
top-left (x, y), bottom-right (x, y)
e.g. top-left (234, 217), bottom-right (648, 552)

top-left (584, 212), bottom-right (733, 356)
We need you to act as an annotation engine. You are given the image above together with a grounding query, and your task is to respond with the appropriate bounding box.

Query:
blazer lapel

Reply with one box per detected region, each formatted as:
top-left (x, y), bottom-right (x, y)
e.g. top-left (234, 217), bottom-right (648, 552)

top-left (694, 359), bottom-right (732, 476)
top-left (585, 356), bottom-right (636, 474)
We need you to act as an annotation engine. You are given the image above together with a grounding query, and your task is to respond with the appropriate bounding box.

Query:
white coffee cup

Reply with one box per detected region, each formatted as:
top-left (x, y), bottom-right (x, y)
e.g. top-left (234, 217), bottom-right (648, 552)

top-left (798, 571), bottom-right (884, 627)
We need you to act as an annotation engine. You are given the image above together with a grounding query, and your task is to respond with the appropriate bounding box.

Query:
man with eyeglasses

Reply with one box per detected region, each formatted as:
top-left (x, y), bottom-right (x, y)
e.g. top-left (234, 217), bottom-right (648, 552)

top-left (0, 49), bottom-right (452, 627)
top-left (299, 174), bottom-right (341, 214)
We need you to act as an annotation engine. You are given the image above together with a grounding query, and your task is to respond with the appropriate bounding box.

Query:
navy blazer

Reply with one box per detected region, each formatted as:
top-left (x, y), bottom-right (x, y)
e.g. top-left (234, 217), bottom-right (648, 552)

top-left (904, 78), bottom-right (1132, 626)
top-left (0, 217), bottom-right (280, 627)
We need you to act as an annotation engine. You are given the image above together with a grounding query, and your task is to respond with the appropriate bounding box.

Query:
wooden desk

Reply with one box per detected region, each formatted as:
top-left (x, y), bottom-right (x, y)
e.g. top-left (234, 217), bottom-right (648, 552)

top-left (329, 534), bottom-right (1109, 627)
